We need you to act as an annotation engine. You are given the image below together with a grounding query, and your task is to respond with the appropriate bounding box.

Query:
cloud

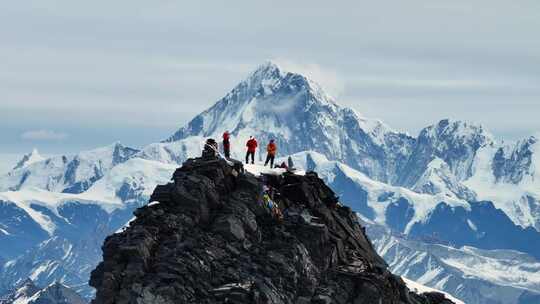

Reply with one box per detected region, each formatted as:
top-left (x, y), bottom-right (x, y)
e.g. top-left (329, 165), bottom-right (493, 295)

top-left (271, 59), bottom-right (345, 98)
top-left (21, 129), bottom-right (68, 141)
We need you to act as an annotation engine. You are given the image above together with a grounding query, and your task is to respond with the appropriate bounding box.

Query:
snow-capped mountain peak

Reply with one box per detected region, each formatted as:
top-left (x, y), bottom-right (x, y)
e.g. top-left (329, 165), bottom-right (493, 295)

top-left (492, 135), bottom-right (537, 184)
top-left (165, 61), bottom-right (343, 142)
top-left (419, 119), bottom-right (494, 149)
top-left (162, 62), bottom-right (413, 183)
top-left (245, 60), bottom-right (286, 88)
top-left (12, 149), bottom-right (44, 171)
top-left (243, 60), bottom-right (335, 104)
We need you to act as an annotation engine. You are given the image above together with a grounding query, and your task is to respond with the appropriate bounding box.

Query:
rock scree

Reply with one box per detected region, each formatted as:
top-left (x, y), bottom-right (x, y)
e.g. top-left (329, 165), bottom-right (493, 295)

top-left (90, 157), bottom-right (456, 304)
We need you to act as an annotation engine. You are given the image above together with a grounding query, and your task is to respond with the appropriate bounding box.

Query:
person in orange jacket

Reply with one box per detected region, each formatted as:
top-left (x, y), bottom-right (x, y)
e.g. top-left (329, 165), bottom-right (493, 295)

top-left (245, 136), bottom-right (258, 164)
top-left (264, 139), bottom-right (277, 168)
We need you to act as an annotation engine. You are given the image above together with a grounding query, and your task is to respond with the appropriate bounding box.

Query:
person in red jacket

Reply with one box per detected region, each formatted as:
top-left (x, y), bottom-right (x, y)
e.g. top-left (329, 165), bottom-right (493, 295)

top-left (245, 136), bottom-right (258, 164)
top-left (222, 131), bottom-right (231, 159)
top-left (264, 139), bottom-right (277, 168)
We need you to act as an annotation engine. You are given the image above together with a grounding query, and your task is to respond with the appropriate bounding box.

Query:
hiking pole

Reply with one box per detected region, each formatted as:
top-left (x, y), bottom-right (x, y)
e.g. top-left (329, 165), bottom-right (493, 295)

top-left (205, 143), bottom-right (234, 166)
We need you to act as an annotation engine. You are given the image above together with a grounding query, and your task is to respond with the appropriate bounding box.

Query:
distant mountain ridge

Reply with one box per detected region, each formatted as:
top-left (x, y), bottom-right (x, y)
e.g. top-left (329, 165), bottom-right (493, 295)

top-left (0, 279), bottom-right (86, 304)
top-left (365, 220), bottom-right (540, 304)
top-left (1, 61), bottom-right (539, 304)
top-left (0, 143), bottom-right (139, 194)
top-left (164, 61), bottom-right (540, 232)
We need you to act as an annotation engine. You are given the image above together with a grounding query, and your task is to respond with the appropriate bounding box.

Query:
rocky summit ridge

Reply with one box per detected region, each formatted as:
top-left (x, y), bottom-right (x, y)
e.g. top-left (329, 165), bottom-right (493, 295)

top-left (89, 157), bottom-right (455, 304)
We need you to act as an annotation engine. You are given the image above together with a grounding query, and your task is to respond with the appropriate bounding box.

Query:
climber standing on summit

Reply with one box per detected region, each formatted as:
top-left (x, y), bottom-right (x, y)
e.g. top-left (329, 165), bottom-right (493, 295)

top-left (245, 136), bottom-right (257, 164)
top-left (222, 131), bottom-right (231, 159)
top-left (264, 139), bottom-right (277, 168)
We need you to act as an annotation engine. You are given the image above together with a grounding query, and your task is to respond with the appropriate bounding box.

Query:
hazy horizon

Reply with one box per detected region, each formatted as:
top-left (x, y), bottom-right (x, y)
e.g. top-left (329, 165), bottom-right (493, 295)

top-left (1, 1), bottom-right (539, 156)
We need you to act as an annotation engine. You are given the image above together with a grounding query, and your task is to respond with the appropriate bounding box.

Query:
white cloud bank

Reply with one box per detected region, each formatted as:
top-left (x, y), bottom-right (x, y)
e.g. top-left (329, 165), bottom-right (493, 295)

top-left (21, 129), bottom-right (68, 141)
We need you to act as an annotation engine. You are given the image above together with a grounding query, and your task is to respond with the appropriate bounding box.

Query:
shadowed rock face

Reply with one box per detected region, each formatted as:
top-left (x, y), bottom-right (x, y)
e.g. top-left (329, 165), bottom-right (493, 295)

top-left (90, 157), bottom-right (455, 304)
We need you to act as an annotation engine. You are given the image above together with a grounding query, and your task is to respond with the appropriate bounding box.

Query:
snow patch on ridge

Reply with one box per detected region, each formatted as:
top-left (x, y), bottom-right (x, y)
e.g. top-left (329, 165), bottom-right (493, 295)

top-left (0, 226), bottom-right (10, 235)
top-left (402, 277), bottom-right (465, 304)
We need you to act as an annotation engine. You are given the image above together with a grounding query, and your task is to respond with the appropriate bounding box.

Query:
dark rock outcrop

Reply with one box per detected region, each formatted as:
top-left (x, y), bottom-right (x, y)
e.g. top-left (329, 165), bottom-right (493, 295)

top-left (90, 157), bottom-right (455, 304)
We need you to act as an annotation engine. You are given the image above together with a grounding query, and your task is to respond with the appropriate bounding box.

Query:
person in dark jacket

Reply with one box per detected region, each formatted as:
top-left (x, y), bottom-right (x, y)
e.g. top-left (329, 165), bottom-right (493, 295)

top-left (222, 131), bottom-right (231, 159)
top-left (245, 136), bottom-right (258, 164)
top-left (202, 138), bottom-right (219, 159)
top-left (264, 139), bottom-right (277, 168)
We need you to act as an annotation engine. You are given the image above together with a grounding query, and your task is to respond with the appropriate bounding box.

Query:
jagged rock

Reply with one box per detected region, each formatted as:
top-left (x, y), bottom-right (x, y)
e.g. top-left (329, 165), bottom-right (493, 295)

top-left (90, 157), bottom-right (455, 304)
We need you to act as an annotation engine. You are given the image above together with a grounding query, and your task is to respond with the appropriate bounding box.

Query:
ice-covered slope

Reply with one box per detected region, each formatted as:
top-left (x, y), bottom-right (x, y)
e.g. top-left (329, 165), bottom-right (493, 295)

top-left (402, 278), bottom-right (464, 304)
top-left (0, 143), bottom-right (139, 194)
top-left (136, 136), bottom-right (204, 164)
top-left (398, 119), bottom-right (494, 187)
top-left (401, 120), bottom-right (540, 232)
top-left (464, 136), bottom-right (540, 231)
top-left (367, 221), bottom-right (540, 304)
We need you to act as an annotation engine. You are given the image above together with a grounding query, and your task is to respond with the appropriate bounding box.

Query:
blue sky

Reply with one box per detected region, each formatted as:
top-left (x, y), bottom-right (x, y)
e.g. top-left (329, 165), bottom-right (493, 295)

top-left (1, 0), bottom-right (539, 161)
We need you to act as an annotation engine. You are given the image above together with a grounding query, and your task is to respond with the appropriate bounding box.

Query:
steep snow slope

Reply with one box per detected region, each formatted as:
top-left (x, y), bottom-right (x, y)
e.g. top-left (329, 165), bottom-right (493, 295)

top-left (403, 121), bottom-right (540, 232)
top-left (136, 136), bottom-right (204, 164)
top-left (402, 278), bottom-right (464, 304)
top-left (399, 119), bottom-right (494, 187)
top-left (464, 137), bottom-right (540, 231)
top-left (367, 221), bottom-right (540, 304)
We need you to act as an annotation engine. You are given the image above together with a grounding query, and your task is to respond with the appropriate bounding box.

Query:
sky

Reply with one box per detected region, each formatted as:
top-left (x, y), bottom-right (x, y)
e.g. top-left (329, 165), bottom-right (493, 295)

top-left (1, 0), bottom-right (539, 163)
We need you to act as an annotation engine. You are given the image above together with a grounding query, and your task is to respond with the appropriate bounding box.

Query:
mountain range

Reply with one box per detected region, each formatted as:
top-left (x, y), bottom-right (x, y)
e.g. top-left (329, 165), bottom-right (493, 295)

top-left (1, 61), bottom-right (539, 304)
top-left (0, 279), bottom-right (86, 304)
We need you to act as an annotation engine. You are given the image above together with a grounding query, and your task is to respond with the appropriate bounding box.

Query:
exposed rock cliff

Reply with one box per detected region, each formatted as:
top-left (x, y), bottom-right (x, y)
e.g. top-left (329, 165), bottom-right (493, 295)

top-left (90, 157), bottom-right (455, 304)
